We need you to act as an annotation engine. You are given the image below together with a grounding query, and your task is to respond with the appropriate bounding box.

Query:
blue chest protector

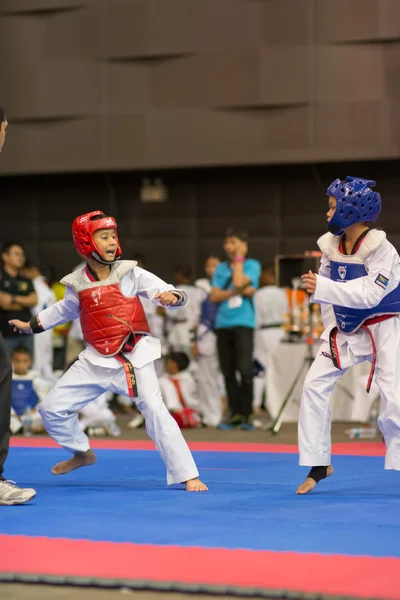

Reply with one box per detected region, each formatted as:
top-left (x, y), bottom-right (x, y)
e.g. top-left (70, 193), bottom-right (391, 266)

top-left (200, 296), bottom-right (219, 332)
top-left (11, 379), bottom-right (39, 416)
top-left (330, 261), bottom-right (400, 333)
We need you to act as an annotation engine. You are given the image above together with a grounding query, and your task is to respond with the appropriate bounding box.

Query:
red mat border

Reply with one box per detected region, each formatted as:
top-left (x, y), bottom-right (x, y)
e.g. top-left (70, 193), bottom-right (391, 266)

top-left (10, 438), bottom-right (385, 456)
top-left (0, 535), bottom-right (398, 600)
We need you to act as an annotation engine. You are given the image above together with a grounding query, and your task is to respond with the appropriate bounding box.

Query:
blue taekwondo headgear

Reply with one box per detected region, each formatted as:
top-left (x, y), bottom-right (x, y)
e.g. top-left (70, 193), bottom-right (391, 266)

top-left (326, 176), bottom-right (381, 236)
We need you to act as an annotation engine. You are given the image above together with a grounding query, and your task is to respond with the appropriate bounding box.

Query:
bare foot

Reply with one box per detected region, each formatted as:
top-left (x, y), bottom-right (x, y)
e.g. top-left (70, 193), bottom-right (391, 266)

top-left (185, 477), bottom-right (208, 492)
top-left (51, 449), bottom-right (97, 475)
top-left (296, 465), bottom-right (334, 495)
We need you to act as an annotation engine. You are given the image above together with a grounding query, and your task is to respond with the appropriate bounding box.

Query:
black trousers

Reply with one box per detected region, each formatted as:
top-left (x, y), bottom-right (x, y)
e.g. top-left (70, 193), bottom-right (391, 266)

top-left (0, 333), bottom-right (12, 481)
top-left (216, 326), bottom-right (254, 419)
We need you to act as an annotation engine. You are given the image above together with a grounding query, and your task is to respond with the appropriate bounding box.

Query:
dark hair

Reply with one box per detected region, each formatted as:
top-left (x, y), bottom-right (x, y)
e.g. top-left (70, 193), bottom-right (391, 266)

top-left (132, 252), bottom-right (146, 266)
top-left (173, 263), bottom-right (192, 279)
top-left (224, 228), bottom-right (249, 242)
top-left (12, 345), bottom-right (31, 357)
top-left (0, 105), bottom-right (6, 124)
top-left (1, 242), bottom-right (24, 255)
top-left (46, 265), bottom-right (59, 287)
top-left (262, 263), bottom-right (275, 275)
top-left (205, 255), bottom-right (221, 262)
top-left (90, 213), bottom-right (107, 221)
top-left (169, 352), bottom-right (190, 372)
top-left (23, 258), bottom-right (41, 270)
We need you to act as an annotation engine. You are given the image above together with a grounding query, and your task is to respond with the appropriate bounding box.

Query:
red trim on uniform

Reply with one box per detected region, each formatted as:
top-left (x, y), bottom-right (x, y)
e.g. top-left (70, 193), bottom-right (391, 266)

top-left (352, 230), bottom-right (370, 254)
top-left (85, 265), bottom-right (97, 282)
top-left (339, 229), bottom-right (369, 256)
top-left (0, 535), bottom-right (399, 599)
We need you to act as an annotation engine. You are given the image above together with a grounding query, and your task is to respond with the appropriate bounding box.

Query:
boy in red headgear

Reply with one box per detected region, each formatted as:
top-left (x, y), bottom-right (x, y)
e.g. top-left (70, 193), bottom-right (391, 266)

top-left (10, 211), bottom-right (207, 491)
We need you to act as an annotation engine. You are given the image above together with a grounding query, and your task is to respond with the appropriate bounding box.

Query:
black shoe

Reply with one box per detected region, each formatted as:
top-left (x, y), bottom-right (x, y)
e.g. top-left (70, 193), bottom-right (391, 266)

top-left (217, 414), bottom-right (243, 430)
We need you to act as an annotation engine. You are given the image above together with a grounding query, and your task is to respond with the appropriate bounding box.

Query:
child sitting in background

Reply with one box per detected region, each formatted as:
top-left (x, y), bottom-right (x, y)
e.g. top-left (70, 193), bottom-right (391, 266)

top-left (64, 359), bottom-right (121, 438)
top-left (79, 391), bottom-right (121, 437)
top-left (159, 352), bottom-right (202, 428)
top-left (11, 345), bottom-right (50, 435)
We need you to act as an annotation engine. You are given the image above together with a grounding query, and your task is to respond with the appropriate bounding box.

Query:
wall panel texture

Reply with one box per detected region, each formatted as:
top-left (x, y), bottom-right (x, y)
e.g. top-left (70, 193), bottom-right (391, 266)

top-left (1, 0), bottom-right (400, 173)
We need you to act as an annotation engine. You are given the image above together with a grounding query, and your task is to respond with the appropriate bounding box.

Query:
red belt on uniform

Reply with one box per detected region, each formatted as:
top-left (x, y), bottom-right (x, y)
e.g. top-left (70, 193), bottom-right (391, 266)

top-left (329, 314), bottom-right (394, 393)
top-left (115, 334), bottom-right (144, 398)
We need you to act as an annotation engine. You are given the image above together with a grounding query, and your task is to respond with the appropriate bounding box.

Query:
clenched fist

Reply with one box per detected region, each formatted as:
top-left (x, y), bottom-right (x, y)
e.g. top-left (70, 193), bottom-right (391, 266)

top-left (301, 271), bottom-right (317, 295)
top-left (154, 292), bottom-right (180, 307)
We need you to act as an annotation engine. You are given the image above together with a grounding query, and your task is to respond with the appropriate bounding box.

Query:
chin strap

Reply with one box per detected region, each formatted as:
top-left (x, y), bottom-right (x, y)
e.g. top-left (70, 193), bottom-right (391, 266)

top-left (91, 251), bottom-right (120, 265)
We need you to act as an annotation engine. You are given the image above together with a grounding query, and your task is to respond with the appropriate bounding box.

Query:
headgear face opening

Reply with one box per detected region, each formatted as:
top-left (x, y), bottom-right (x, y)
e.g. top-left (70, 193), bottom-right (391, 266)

top-left (72, 211), bottom-right (122, 264)
top-left (326, 176), bottom-right (381, 236)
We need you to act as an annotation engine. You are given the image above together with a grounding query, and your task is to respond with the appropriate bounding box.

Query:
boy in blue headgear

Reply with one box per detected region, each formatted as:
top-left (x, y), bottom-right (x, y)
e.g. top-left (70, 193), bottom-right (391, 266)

top-left (297, 176), bottom-right (400, 494)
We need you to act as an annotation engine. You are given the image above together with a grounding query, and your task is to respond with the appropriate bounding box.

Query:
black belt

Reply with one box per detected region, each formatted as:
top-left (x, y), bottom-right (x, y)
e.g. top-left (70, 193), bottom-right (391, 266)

top-left (260, 323), bottom-right (283, 329)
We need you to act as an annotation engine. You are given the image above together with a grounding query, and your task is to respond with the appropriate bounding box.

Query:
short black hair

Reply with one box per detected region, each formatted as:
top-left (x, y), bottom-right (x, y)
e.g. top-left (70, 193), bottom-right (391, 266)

top-left (23, 258), bottom-right (38, 269)
top-left (1, 241), bottom-right (24, 255)
top-left (173, 263), bottom-right (192, 279)
top-left (0, 105), bottom-right (6, 124)
top-left (12, 345), bottom-right (31, 357)
top-left (224, 228), bottom-right (249, 242)
top-left (262, 263), bottom-right (275, 274)
top-left (169, 352), bottom-right (190, 372)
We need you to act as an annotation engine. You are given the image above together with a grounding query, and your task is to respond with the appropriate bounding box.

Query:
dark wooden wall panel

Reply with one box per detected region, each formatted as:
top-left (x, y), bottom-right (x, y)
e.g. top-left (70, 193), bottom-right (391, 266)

top-left (1, 161), bottom-right (399, 282)
top-left (1, 0), bottom-right (400, 174)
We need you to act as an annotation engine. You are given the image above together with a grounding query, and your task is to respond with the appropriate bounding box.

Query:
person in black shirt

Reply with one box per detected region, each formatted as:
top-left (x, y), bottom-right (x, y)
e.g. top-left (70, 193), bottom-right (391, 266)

top-left (0, 242), bottom-right (37, 356)
top-left (0, 104), bottom-right (36, 505)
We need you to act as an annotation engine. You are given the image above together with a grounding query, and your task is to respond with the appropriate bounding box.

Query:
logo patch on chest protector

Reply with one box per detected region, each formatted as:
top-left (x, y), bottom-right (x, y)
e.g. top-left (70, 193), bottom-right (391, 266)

top-left (338, 265), bottom-right (347, 280)
top-left (91, 289), bottom-right (102, 306)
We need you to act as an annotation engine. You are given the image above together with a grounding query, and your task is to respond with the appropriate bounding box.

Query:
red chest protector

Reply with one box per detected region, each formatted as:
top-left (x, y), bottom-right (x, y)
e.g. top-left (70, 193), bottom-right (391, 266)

top-left (62, 261), bottom-right (151, 356)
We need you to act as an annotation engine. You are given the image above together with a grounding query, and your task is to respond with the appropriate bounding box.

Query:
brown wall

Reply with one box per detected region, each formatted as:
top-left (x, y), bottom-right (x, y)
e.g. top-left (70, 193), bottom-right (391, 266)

top-left (1, 0), bottom-right (400, 174)
top-left (1, 161), bottom-right (399, 282)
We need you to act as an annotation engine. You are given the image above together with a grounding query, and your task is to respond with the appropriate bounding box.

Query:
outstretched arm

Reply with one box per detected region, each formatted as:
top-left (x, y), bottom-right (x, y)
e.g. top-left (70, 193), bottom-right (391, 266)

top-left (9, 286), bottom-right (80, 334)
top-left (135, 267), bottom-right (188, 309)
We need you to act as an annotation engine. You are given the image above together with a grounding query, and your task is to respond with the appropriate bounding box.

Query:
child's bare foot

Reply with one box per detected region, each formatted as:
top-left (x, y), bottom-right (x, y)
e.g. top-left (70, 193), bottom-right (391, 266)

top-left (185, 477), bottom-right (208, 492)
top-left (296, 465), bottom-right (334, 495)
top-left (51, 449), bottom-right (97, 475)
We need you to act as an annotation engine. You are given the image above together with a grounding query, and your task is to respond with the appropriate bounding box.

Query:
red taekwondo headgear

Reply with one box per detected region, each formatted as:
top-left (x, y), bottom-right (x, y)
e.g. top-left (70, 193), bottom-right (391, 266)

top-left (72, 211), bottom-right (122, 264)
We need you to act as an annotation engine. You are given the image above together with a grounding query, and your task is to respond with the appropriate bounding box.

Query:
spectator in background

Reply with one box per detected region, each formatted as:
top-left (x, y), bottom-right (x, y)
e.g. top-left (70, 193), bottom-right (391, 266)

top-left (131, 253), bottom-right (166, 350)
top-left (47, 265), bottom-right (71, 371)
top-left (0, 242), bottom-right (37, 356)
top-left (210, 229), bottom-right (261, 430)
top-left (253, 265), bottom-right (288, 414)
top-left (194, 256), bottom-right (224, 426)
top-left (0, 103), bottom-right (36, 505)
top-left (159, 352), bottom-right (201, 429)
top-left (165, 263), bottom-right (200, 357)
top-left (64, 261), bottom-right (86, 368)
top-left (122, 253), bottom-right (167, 428)
top-left (10, 345), bottom-right (49, 435)
top-left (22, 261), bottom-right (56, 382)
